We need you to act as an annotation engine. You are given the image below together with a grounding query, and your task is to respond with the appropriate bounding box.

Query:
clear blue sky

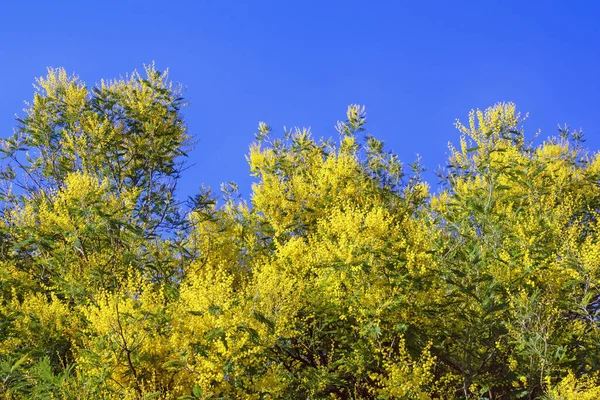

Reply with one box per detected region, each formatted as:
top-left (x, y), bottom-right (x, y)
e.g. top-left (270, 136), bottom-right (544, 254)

top-left (2, 1), bottom-right (599, 200)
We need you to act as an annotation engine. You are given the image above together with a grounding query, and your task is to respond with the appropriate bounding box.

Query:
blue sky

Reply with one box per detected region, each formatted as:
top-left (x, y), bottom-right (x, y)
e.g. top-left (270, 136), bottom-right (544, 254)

top-left (1, 1), bottom-right (599, 200)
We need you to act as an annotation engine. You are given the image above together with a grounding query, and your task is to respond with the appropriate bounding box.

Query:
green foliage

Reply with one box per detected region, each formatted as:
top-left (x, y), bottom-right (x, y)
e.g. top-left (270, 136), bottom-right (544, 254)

top-left (1, 67), bottom-right (600, 399)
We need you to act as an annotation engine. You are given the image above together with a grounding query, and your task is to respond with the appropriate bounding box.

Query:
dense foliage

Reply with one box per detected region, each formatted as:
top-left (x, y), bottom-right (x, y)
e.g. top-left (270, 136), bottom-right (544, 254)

top-left (1, 67), bottom-right (600, 399)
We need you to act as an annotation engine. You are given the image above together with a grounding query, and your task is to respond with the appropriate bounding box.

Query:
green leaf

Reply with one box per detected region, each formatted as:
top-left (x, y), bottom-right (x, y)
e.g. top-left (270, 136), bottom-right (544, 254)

top-left (187, 310), bottom-right (204, 316)
top-left (253, 312), bottom-right (275, 333)
top-left (162, 360), bottom-right (186, 370)
top-left (206, 327), bottom-right (226, 343)
top-left (208, 304), bottom-right (223, 316)
top-left (192, 384), bottom-right (203, 398)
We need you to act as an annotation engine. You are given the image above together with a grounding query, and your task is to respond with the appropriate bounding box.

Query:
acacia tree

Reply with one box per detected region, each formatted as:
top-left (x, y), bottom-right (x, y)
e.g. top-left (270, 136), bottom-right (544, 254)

top-left (1, 64), bottom-right (189, 233)
top-left (1, 67), bottom-right (600, 399)
top-left (428, 105), bottom-right (600, 398)
top-left (0, 65), bottom-right (190, 291)
top-left (0, 65), bottom-right (192, 398)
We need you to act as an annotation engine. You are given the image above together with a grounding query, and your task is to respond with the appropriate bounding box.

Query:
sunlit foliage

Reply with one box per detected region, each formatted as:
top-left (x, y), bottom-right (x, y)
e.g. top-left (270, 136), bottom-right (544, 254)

top-left (1, 67), bottom-right (599, 399)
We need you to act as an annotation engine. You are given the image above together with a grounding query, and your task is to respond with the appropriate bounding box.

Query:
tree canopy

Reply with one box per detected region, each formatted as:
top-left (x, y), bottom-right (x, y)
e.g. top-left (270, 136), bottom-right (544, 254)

top-left (1, 66), bottom-right (600, 399)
